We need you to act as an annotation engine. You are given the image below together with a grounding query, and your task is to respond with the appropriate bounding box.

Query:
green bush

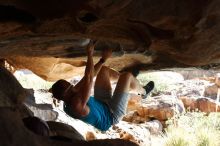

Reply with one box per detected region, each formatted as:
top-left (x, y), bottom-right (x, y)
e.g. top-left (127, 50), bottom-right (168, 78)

top-left (196, 128), bottom-right (220, 146)
top-left (164, 112), bottom-right (220, 146)
top-left (164, 127), bottom-right (190, 146)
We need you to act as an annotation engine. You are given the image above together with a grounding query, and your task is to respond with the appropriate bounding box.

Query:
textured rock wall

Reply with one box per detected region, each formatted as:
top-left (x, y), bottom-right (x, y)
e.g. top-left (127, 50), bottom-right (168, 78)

top-left (0, 0), bottom-right (219, 79)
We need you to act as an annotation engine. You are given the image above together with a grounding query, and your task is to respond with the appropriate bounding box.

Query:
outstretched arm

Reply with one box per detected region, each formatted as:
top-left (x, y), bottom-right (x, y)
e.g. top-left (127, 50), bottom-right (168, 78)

top-left (69, 42), bottom-right (94, 116)
top-left (78, 42), bottom-right (94, 106)
top-left (74, 45), bottom-right (112, 90)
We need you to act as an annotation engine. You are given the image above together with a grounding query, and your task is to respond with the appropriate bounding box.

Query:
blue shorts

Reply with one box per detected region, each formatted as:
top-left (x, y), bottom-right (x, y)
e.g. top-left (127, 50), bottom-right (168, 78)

top-left (94, 87), bottom-right (129, 124)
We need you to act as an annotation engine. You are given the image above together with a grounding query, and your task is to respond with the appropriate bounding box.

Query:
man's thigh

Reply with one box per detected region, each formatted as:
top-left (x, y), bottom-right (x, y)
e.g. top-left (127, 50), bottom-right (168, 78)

top-left (107, 92), bottom-right (129, 124)
top-left (94, 86), bottom-right (112, 103)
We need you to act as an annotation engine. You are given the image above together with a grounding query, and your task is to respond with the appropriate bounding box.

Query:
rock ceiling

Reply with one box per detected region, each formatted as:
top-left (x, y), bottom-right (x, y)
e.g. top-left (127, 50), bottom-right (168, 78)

top-left (0, 0), bottom-right (220, 80)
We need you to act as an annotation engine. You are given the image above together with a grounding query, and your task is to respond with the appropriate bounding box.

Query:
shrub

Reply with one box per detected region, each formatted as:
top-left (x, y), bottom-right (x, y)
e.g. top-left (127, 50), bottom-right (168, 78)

top-left (163, 112), bottom-right (220, 146)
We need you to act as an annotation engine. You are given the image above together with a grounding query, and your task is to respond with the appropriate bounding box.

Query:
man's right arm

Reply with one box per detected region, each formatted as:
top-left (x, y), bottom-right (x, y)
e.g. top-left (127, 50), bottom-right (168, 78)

top-left (70, 42), bottom-right (94, 116)
top-left (78, 42), bottom-right (94, 105)
top-left (74, 46), bottom-right (112, 90)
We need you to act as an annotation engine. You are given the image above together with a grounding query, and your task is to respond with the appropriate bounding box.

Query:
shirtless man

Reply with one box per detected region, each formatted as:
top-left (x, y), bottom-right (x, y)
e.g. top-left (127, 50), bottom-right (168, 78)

top-left (51, 41), bottom-right (154, 131)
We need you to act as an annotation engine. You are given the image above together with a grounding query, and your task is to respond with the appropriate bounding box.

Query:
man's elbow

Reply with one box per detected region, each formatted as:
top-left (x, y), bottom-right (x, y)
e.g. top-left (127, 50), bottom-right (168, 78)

top-left (84, 75), bottom-right (93, 84)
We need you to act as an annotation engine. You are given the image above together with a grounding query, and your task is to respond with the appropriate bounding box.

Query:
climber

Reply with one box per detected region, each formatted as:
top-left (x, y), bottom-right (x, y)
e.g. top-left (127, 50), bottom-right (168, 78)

top-left (51, 41), bottom-right (154, 131)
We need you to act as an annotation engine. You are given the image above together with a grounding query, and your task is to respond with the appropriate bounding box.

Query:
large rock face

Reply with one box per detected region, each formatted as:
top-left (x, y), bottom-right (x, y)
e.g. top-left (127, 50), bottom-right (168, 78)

top-left (0, 0), bottom-right (220, 80)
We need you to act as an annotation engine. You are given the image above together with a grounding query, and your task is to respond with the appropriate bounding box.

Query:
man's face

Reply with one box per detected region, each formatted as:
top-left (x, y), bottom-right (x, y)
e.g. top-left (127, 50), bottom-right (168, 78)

top-left (62, 85), bottom-right (77, 101)
top-left (51, 79), bottom-right (73, 101)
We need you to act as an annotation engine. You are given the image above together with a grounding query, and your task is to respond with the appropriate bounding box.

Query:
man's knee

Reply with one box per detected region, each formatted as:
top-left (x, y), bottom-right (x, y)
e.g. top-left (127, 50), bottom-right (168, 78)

top-left (119, 72), bottom-right (133, 80)
top-left (100, 66), bottom-right (109, 73)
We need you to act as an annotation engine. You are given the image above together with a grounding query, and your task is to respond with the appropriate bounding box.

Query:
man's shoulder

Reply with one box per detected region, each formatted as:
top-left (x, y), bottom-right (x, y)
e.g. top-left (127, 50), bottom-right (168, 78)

top-left (69, 97), bottom-right (90, 116)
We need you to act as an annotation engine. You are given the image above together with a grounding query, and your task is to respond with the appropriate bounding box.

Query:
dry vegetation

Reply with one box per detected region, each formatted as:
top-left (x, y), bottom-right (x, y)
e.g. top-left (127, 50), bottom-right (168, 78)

top-left (163, 112), bottom-right (220, 146)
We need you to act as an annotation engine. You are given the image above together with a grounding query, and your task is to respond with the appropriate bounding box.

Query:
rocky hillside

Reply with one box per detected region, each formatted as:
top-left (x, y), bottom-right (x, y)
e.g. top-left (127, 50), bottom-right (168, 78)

top-left (3, 68), bottom-right (218, 146)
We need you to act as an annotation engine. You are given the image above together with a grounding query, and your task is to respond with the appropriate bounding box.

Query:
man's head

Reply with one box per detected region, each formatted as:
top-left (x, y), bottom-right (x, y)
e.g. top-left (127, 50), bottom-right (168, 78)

top-left (51, 79), bottom-right (72, 101)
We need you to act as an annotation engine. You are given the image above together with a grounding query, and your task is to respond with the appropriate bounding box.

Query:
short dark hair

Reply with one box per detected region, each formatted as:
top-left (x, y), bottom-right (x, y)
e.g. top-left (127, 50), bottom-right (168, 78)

top-left (51, 79), bottom-right (70, 100)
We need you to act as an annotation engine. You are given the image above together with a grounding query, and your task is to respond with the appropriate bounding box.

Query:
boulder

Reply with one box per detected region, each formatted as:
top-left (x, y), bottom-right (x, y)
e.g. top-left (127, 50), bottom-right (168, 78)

top-left (7, 56), bottom-right (86, 81)
top-left (125, 95), bottom-right (185, 123)
top-left (145, 120), bottom-right (163, 135)
top-left (197, 98), bottom-right (220, 113)
top-left (127, 94), bottom-right (142, 112)
top-left (0, 108), bottom-right (139, 146)
top-left (24, 88), bottom-right (58, 121)
top-left (47, 121), bottom-right (85, 141)
top-left (107, 120), bottom-right (162, 146)
top-left (175, 68), bottom-right (219, 80)
top-left (204, 84), bottom-right (218, 99)
top-left (179, 96), bottom-right (198, 110)
top-left (86, 132), bottom-right (96, 141)
top-left (175, 79), bottom-right (207, 98)
top-left (111, 121), bottom-right (151, 146)
top-left (215, 73), bottom-right (220, 87)
top-left (203, 74), bottom-right (220, 100)
top-left (23, 116), bottom-right (50, 136)
top-left (179, 96), bottom-right (220, 113)
top-left (24, 103), bottom-right (58, 121)
top-left (18, 103), bottom-right (34, 118)
top-left (7, 54), bottom-right (151, 81)
top-left (0, 66), bottom-right (26, 107)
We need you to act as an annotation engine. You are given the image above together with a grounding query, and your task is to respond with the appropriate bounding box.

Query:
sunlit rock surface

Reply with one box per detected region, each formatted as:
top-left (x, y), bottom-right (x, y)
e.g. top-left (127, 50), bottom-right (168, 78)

top-left (2, 65), bottom-right (220, 146)
top-left (124, 95), bottom-right (184, 126)
top-left (174, 76), bottom-right (220, 113)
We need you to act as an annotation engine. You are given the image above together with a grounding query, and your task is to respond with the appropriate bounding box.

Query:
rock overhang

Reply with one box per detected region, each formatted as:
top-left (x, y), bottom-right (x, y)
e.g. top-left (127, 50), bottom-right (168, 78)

top-left (0, 0), bottom-right (220, 80)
